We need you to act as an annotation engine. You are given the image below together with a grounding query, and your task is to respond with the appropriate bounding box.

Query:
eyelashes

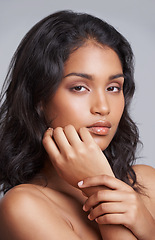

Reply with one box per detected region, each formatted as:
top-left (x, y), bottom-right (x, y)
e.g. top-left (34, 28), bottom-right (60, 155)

top-left (70, 85), bottom-right (122, 93)
top-left (106, 86), bottom-right (122, 92)
top-left (70, 85), bottom-right (89, 92)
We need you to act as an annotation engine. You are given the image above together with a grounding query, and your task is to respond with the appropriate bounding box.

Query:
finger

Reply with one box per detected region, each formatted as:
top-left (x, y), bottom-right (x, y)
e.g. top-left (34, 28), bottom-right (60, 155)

top-left (53, 127), bottom-right (71, 153)
top-left (63, 125), bottom-right (82, 147)
top-left (78, 175), bottom-right (131, 192)
top-left (83, 190), bottom-right (126, 211)
top-left (95, 213), bottom-right (126, 225)
top-left (42, 128), bottom-right (60, 159)
top-left (78, 127), bottom-right (95, 144)
top-left (88, 202), bottom-right (126, 221)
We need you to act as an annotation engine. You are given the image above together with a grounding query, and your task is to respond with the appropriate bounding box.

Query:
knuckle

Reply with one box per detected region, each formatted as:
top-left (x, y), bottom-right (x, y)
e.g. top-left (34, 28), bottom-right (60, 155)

top-left (65, 150), bottom-right (75, 161)
top-left (77, 147), bottom-right (86, 156)
top-left (100, 203), bottom-right (106, 212)
top-left (101, 174), bottom-right (108, 182)
top-left (55, 153), bottom-right (62, 162)
top-left (96, 190), bottom-right (103, 200)
top-left (53, 127), bottom-right (63, 135)
top-left (87, 143), bottom-right (97, 152)
top-left (54, 153), bottom-right (61, 162)
top-left (95, 191), bottom-right (100, 199)
top-left (98, 175), bottom-right (109, 184)
top-left (103, 214), bottom-right (112, 224)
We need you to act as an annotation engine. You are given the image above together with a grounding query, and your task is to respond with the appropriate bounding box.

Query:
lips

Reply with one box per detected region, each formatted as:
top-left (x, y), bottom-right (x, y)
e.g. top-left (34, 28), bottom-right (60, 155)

top-left (87, 121), bottom-right (111, 136)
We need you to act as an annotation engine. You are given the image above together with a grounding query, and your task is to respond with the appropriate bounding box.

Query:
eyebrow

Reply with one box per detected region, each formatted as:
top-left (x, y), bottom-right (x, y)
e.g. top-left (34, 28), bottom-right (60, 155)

top-left (64, 72), bottom-right (93, 80)
top-left (64, 72), bottom-right (125, 81)
top-left (109, 73), bottom-right (125, 80)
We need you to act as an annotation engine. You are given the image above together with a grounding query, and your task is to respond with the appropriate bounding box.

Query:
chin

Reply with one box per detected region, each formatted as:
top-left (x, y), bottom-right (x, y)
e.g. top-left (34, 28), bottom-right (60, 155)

top-left (93, 138), bottom-right (109, 151)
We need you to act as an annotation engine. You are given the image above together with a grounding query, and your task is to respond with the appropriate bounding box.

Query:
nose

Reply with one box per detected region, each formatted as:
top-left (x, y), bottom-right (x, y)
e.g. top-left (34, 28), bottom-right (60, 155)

top-left (90, 91), bottom-right (110, 116)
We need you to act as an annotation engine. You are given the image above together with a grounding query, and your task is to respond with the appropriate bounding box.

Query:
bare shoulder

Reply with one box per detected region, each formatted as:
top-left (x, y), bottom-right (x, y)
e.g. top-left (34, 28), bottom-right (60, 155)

top-left (0, 184), bottom-right (52, 215)
top-left (133, 164), bottom-right (155, 187)
top-left (133, 164), bottom-right (155, 216)
top-left (0, 184), bottom-right (80, 240)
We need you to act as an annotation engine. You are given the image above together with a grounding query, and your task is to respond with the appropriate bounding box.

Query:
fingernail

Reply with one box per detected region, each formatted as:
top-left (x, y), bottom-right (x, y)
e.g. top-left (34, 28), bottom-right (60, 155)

top-left (47, 127), bottom-right (53, 135)
top-left (78, 180), bottom-right (83, 187)
top-left (88, 214), bottom-right (91, 220)
top-left (47, 127), bottom-right (53, 130)
top-left (83, 205), bottom-right (86, 211)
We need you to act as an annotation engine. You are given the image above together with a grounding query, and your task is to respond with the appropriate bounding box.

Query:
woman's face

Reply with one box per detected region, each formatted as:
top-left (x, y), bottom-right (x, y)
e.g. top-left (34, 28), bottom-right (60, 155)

top-left (44, 43), bottom-right (125, 151)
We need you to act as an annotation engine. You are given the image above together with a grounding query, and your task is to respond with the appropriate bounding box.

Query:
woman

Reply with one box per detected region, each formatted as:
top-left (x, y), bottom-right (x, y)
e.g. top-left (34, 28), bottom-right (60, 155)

top-left (0, 10), bottom-right (155, 239)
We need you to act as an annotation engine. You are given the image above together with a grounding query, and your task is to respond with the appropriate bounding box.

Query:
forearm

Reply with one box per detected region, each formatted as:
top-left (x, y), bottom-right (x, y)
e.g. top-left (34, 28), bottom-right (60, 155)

top-left (79, 175), bottom-right (138, 240)
top-left (98, 224), bottom-right (137, 240)
top-left (99, 222), bottom-right (155, 240)
top-left (81, 187), bottom-right (138, 240)
top-left (80, 180), bottom-right (155, 240)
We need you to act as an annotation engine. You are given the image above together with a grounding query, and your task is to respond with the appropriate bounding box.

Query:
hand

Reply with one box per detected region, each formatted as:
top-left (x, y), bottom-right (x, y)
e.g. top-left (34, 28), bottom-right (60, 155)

top-left (42, 125), bottom-right (114, 187)
top-left (79, 175), bottom-right (155, 240)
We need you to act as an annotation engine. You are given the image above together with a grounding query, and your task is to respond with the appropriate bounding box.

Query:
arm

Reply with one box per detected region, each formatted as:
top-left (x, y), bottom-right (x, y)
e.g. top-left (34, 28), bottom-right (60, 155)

top-left (0, 187), bottom-right (81, 240)
top-left (79, 174), bottom-right (155, 240)
top-left (78, 176), bottom-right (138, 240)
top-left (43, 126), bottom-right (141, 239)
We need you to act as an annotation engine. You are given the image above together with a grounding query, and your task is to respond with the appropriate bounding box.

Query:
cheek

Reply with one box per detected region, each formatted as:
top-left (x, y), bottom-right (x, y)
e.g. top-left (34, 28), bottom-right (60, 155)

top-left (112, 96), bottom-right (125, 123)
top-left (118, 100), bottom-right (125, 117)
top-left (48, 98), bottom-right (89, 128)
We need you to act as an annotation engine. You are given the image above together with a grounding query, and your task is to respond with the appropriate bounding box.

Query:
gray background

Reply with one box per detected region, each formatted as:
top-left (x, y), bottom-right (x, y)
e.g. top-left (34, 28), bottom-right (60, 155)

top-left (0, 0), bottom-right (155, 167)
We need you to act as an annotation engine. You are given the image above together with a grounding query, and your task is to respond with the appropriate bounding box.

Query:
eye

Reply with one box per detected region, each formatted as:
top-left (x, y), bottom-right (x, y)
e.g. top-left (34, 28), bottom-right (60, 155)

top-left (71, 85), bottom-right (88, 92)
top-left (106, 86), bottom-right (121, 93)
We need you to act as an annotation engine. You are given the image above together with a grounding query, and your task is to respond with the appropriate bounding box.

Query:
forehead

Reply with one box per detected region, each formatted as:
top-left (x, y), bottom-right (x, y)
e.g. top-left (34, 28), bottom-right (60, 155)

top-left (64, 43), bottom-right (123, 76)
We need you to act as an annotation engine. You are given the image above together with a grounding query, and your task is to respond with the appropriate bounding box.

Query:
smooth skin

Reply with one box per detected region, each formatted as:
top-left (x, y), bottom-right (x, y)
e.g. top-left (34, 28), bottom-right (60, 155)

top-left (44, 127), bottom-right (155, 240)
top-left (0, 42), bottom-right (155, 240)
top-left (43, 42), bottom-right (125, 151)
top-left (80, 174), bottom-right (155, 240)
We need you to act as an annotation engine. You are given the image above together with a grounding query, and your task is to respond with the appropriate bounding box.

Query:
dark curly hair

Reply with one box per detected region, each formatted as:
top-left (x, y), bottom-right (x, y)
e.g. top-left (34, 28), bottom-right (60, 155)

top-left (0, 10), bottom-right (140, 194)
